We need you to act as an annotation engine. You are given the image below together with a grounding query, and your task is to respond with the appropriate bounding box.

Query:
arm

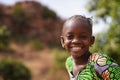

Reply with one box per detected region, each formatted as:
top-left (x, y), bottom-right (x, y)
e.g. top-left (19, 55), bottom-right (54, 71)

top-left (91, 53), bottom-right (120, 80)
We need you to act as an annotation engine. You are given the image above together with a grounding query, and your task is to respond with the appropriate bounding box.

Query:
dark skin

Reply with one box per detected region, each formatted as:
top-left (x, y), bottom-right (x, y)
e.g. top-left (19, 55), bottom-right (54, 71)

top-left (61, 20), bottom-right (95, 76)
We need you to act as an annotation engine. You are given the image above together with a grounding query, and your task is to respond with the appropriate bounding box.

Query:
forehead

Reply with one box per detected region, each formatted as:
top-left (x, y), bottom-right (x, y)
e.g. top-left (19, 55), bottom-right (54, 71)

top-left (62, 20), bottom-right (92, 35)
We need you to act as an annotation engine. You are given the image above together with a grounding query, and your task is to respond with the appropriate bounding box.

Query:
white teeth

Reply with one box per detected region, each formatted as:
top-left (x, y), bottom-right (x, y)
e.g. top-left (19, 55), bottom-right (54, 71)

top-left (72, 47), bottom-right (82, 51)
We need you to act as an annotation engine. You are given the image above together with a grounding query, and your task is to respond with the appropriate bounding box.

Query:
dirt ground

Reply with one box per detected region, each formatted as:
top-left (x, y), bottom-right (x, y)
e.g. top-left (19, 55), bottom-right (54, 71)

top-left (0, 42), bottom-right (69, 80)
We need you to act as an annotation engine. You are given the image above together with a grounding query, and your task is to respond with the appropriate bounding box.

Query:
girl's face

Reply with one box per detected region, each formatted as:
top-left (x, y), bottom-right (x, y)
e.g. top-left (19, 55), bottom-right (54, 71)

top-left (61, 21), bottom-right (94, 58)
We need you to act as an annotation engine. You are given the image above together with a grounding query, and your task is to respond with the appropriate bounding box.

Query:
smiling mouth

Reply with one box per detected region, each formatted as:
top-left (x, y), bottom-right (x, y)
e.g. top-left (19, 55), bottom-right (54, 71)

top-left (71, 46), bottom-right (82, 52)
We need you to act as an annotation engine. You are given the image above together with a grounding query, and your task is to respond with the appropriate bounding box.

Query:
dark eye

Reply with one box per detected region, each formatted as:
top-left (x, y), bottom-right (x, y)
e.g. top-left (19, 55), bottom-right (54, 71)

top-left (80, 35), bottom-right (88, 39)
top-left (66, 34), bottom-right (74, 40)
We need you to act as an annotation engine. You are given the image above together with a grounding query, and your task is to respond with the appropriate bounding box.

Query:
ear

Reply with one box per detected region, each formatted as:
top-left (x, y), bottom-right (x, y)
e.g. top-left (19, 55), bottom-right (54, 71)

top-left (90, 36), bottom-right (95, 46)
top-left (60, 36), bottom-right (65, 48)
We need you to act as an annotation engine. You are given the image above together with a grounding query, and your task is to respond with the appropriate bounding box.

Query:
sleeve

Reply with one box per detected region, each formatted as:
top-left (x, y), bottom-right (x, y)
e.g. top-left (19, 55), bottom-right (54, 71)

top-left (93, 53), bottom-right (120, 80)
top-left (65, 57), bottom-right (75, 79)
top-left (65, 56), bottom-right (72, 72)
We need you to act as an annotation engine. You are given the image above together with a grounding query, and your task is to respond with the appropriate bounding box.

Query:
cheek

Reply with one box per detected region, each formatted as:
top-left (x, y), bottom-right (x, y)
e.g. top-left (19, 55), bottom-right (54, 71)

top-left (83, 40), bottom-right (91, 46)
top-left (64, 40), bottom-right (71, 48)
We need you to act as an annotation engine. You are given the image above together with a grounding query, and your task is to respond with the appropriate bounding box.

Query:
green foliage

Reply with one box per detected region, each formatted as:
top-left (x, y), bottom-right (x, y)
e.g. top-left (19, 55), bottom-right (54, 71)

top-left (52, 48), bottom-right (69, 69)
top-left (13, 4), bottom-right (27, 25)
top-left (87, 0), bottom-right (120, 23)
top-left (12, 4), bottom-right (28, 37)
top-left (87, 0), bottom-right (120, 64)
top-left (0, 58), bottom-right (31, 80)
top-left (31, 40), bottom-right (44, 50)
top-left (90, 33), bottom-right (107, 52)
top-left (106, 25), bottom-right (120, 53)
top-left (0, 26), bottom-right (9, 51)
top-left (42, 6), bottom-right (57, 19)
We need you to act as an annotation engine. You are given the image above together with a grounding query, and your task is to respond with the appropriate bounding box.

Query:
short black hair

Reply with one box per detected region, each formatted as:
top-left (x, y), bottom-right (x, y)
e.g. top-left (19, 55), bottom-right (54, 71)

top-left (62, 15), bottom-right (93, 35)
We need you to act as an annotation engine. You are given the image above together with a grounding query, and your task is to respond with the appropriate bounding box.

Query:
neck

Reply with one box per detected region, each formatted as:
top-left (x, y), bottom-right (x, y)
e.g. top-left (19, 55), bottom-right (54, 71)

top-left (72, 51), bottom-right (91, 65)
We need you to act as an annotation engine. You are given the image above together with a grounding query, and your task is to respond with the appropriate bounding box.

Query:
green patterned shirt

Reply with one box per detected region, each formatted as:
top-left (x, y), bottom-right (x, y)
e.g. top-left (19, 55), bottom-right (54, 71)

top-left (66, 53), bottom-right (120, 80)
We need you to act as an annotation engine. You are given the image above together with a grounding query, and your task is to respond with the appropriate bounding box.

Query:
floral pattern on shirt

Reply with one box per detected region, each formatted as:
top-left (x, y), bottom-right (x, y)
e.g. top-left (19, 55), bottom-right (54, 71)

top-left (66, 53), bottom-right (120, 80)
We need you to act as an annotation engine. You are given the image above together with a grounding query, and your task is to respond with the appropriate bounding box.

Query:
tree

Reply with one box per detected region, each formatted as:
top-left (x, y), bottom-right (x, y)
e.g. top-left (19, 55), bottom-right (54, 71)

top-left (12, 4), bottom-right (28, 38)
top-left (87, 0), bottom-right (120, 64)
top-left (0, 58), bottom-right (31, 80)
top-left (87, 0), bottom-right (120, 23)
top-left (42, 6), bottom-right (57, 20)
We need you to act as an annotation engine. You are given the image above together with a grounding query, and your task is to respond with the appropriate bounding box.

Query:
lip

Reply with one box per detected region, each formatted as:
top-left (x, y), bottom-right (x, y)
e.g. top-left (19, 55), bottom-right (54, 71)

top-left (71, 46), bottom-right (82, 52)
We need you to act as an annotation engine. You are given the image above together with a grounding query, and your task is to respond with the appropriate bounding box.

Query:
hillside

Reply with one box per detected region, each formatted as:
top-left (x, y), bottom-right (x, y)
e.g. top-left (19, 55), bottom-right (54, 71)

top-left (0, 1), bottom-right (64, 46)
top-left (0, 42), bottom-right (69, 80)
top-left (0, 1), bottom-right (69, 80)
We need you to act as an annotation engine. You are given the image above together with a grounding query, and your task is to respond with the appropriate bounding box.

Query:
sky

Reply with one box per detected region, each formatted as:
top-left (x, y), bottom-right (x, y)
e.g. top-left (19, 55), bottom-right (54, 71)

top-left (0, 0), bottom-right (109, 34)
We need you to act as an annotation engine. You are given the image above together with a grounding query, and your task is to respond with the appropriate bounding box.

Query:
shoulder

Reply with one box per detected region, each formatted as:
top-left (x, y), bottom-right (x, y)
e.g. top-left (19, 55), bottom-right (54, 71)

top-left (89, 53), bottom-right (116, 66)
top-left (89, 53), bottom-right (118, 73)
top-left (89, 53), bottom-right (120, 79)
top-left (65, 56), bottom-right (73, 71)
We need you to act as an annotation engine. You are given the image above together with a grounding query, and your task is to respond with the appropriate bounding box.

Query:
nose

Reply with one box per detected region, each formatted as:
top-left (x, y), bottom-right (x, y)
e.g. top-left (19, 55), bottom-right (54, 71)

top-left (72, 37), bottom-right (81, 44)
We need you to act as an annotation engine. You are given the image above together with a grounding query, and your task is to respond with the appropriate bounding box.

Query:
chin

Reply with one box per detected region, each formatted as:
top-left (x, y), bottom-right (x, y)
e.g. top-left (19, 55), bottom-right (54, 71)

top-left (71, 52), bottom-right (84, 58)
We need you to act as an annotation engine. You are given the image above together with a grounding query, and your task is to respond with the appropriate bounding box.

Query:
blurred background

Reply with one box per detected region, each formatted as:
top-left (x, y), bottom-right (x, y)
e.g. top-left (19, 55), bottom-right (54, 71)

top-left (0, 0), bottom-right (120, 80)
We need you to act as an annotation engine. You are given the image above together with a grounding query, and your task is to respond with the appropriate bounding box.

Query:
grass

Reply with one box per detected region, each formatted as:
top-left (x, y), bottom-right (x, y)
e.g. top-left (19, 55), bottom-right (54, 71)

top-left (52, 48), bottom-right (69, 69)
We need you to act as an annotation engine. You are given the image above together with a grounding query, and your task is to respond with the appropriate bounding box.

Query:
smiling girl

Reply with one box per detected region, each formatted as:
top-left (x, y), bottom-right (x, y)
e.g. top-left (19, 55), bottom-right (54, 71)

top-left (61, 15), bottom-right (120, 80)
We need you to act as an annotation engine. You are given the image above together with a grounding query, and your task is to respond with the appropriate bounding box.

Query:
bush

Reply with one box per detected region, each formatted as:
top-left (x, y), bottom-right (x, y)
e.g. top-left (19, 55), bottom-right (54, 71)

top-left (30, 40), bottom-right (44, 50)
top-left (0, 58), bottom-right (31, 80)
top-left (12, 4), bottom-right (29, 37)
top-left (52, 48), bottom-right (69, 69)
top-left (42, 6), bottom-right (57, 19)
top-left (13, 4), bottom-right (26, 26)
top-left (0, 26), bottom-right (9, 51)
